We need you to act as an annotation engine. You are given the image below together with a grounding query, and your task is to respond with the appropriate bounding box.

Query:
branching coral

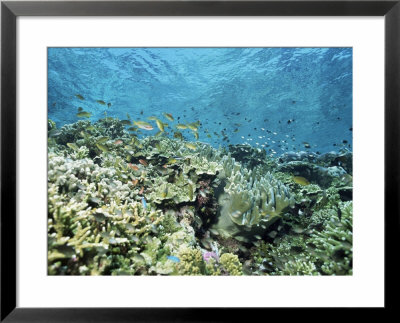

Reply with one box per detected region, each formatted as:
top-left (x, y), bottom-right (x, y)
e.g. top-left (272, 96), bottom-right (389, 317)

top-left (250, 235), bottom-right (320, 276)
top-left (309, 201), bottom-right (353, 275)
top-left (250, 202), bottom-right (352, 276)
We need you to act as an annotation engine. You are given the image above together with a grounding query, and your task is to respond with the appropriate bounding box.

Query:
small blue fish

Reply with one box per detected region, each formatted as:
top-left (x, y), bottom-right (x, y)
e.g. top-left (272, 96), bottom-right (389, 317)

top-left (141, 197), bottom-right (147, 209)
top-left (167, 255), bottom-right (180, 263)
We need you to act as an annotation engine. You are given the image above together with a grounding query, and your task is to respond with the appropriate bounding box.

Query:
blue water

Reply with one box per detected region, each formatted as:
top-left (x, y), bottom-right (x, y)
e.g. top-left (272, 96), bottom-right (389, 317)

top-left (48, 47), bottom-right (352, 154)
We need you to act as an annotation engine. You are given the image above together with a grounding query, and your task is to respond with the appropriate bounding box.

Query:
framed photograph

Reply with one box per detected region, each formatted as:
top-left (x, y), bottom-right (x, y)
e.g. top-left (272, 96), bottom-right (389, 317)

top-left (1, 0), bottom-right (397, 320)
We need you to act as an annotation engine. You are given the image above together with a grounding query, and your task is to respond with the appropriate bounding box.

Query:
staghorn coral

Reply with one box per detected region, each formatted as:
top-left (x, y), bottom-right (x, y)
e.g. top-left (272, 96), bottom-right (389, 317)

top-left (309, 201), bottom-right (353, 275)
top-left (48, 147), bottom-right (172, 275)
top-left (280, 259), bottom-right (318, 276)
top-left (247, 233), bottom-right (307, 275)
top-left (251, 236), bottom-right (320, 276)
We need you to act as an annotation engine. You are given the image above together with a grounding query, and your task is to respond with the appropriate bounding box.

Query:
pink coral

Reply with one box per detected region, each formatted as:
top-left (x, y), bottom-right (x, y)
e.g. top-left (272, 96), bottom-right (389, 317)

top-left (202, 251), bottom-right (219, 263)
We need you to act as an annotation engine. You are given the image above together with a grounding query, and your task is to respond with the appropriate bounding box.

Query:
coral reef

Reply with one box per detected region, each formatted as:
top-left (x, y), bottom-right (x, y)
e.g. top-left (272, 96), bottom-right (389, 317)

top-left (249, 201), bottom-right (352, 275)
top-left (277, 161), bottom-right (347, 188)
top-left (228, 144), bottom-right (275, 169)
top-left (48, 117), bottom-right (353, 276)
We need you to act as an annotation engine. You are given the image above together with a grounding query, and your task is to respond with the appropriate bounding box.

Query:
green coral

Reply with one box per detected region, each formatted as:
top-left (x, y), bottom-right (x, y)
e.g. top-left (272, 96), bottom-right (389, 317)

top-left (250, 202), bottom-right (352, 276)
top-left (280, 259), bottom-right (318, 276)
top-left (48, 147), bottom-right (172, 275)
top-left (141, 236), bottom-right (163, 266)
top-left (48, 118), bottom-right (56, 130)
top-left (177, 247), bottom-right (204, 275)
top-left (219, 253), bottom-right (243, 276)
top-left (163, 230), bottom-right (197, 255)
top-left (146, 174), bottom-right (197, 204)
top-left (204, 258), bottom-right (221, 275)
top-left (182, 155), bottom-right (223, 177)
top-left (70, 146), bottom-right (90, 160)
top-left (251, 235), bottom-right (319, 276)
top-left (309, 201), bottom-right (353, 275)
top-left (212, 165), bottom-right (294, 240)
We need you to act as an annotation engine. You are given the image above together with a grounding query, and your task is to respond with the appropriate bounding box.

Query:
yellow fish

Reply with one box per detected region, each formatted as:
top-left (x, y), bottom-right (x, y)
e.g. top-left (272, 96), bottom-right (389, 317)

top-left (133, 121), bottom-right (154, 131)
top-left (186, 123), bottom-right (198, 132)
top-left (188, 183), bottom-right (193, 200)
top-left (166, 158), bottom-right (178, 165)
top-left (97, 100), bottom-right (106, 105)
top-left (96, 143), bottom-right (109, 152)
top-left (67, 143), bottom-right (79, 151)
top-left (80, 131), bottom-right (90, 140)
top-left (174, 131), bottom-right (183, 140)
top-left (193, 132), bottom-right (199, 140)
top-left (176, 124), bottom-right (188, 130)
top-left (139, 159), bottom-right (148, 166)
top-left (155, 119), bottom-right (165, 132)
top-left (293, 176), bottom-right (310, 186)
top-left (185, 143), bottom-right (197, 150)
top-left (76, 111), bottom-right (92, 118)
top-left (128, 164), bottom-right (139, 171)
top-left (163, 112), bottom-right (174, 121)
top-left (75, 94), bottom-right (84, 100)
top-left (161, 186), bottom-right (169, 198)
top-left (97, 137), bottom-right (109, 143)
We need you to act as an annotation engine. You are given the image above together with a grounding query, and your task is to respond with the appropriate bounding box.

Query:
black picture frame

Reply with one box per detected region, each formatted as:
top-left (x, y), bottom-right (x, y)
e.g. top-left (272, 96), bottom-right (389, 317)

top-left (1, 0), bottom-right (398, 321)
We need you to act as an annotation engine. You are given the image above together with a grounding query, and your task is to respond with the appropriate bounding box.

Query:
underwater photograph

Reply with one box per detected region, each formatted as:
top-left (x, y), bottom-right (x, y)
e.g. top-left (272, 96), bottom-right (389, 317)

top-left (47, 47), bottom-right (353, 276)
